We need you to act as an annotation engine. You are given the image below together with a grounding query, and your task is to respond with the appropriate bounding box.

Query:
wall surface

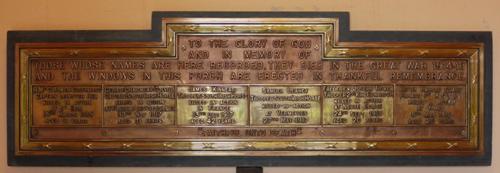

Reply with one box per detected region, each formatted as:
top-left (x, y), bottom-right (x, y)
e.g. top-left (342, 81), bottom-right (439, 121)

top-left (0, 0), bottom-right (498, 172)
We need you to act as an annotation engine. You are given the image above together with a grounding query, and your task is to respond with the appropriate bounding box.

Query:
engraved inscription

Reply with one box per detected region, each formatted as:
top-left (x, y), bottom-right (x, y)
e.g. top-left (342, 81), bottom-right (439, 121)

top-left (178, 36), bottom-right (318, 83)
top-left (103, 86), bottom-right (176, 127)
top-left (197, 127), bottom-right (303, 137)
top-left (394, 86), bottom-right (466, 125)
top-left (176, 86), bottom-right (248, 126)
top-left (27, 35), bottom-right (470, 142)
top-left (32, 86), bottom-right (102, 126)
top-left (323, 85), bottom-right (394, 125)
top-left (250, 86), bottom-right (321, 125)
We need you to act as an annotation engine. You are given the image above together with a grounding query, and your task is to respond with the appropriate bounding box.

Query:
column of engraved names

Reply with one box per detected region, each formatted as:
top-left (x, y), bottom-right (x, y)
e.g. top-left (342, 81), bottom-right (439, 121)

top-left (391, 60), bottom-right (468, 126)
top-left (31, 86), bottom-right (102, 126)
top-left (394, 86), bottom-right (466, 125)
top-left (176, 86), bottom-right (248, 126)
top-left (250, 86), bottom-right (321, 125)
top-left (323, 85), bottom-right (394, 125)
top-left (103, 86), bottom-right (176, 127)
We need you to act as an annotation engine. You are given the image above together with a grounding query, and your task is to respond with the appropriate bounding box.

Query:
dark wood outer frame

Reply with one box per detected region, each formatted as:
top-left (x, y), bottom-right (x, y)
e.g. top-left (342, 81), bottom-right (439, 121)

top-left (6, 12), bottom-right (492, 166)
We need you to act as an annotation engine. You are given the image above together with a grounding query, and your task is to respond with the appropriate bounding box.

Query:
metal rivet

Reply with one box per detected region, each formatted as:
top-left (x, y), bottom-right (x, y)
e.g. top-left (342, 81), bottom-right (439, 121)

top-left (189, 25), bottom-right (198, 31)
top-left (202, 142), bottom-right (214, 149)
top-left (30, 51), bottom-right (40, 56)
top-left (319, 129), bottom-right (326, 136)
top-left (418, 49), bottom-right (429, 56)
top-left (379, 49), bottom-right (389, 55)
top-left (223, 26), bottom-right (235, 32)
top-left (338, 50), bottom-right (348, 56)
top-left (326, 142), bottom-right (337, 149)
top-left (122, 143), bottom-right (132, 149)
top-left (471, 113), bottom-right (478, 124)
top-left (447, 142), bottom-right (458, 149)
top-left (169, 37), bottom-right (173, 43)
top-left (163, 142), bottom-right (173, 149)
top-left (70, 50), bottom-right (79, 56)
top-left (286, 142), bottom-right (297, 150)
top-left (366, 142), bottom-right (377, 149)
top-left (83, 143), bottom-right (93, 150)
top-left (43, 143), bottom-right (52, 150)
top-left (245, 142), bottom-right (256, 150)
top-left (407, 142), bottom-right (417, 149)
top-left (304, 26), bottom-right (315, 32)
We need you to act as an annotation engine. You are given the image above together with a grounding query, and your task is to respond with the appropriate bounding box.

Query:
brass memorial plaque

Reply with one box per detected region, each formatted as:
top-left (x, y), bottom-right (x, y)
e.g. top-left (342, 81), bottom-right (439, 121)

top-left (8, 12), bottom-right (491, 166)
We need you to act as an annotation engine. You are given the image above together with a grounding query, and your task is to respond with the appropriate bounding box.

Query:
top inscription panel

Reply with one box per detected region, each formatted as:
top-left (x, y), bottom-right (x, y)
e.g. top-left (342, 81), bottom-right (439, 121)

top-left (11, 15), bottom-right (487, 164)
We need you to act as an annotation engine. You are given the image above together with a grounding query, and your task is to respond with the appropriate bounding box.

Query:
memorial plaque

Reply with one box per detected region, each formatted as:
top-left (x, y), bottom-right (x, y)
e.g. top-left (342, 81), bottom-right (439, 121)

top-left (7, 12), bottom-right (491, 166)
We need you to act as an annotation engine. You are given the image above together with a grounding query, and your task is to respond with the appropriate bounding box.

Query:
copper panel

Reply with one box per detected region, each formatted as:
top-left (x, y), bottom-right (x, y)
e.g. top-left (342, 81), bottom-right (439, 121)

top-left (13, 17), bottom-right (485, 158)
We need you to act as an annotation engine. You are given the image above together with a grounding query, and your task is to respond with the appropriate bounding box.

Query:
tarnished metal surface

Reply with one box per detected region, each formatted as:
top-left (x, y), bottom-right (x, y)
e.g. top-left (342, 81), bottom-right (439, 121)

top-left (14, 17), bottom-right (484, 157)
